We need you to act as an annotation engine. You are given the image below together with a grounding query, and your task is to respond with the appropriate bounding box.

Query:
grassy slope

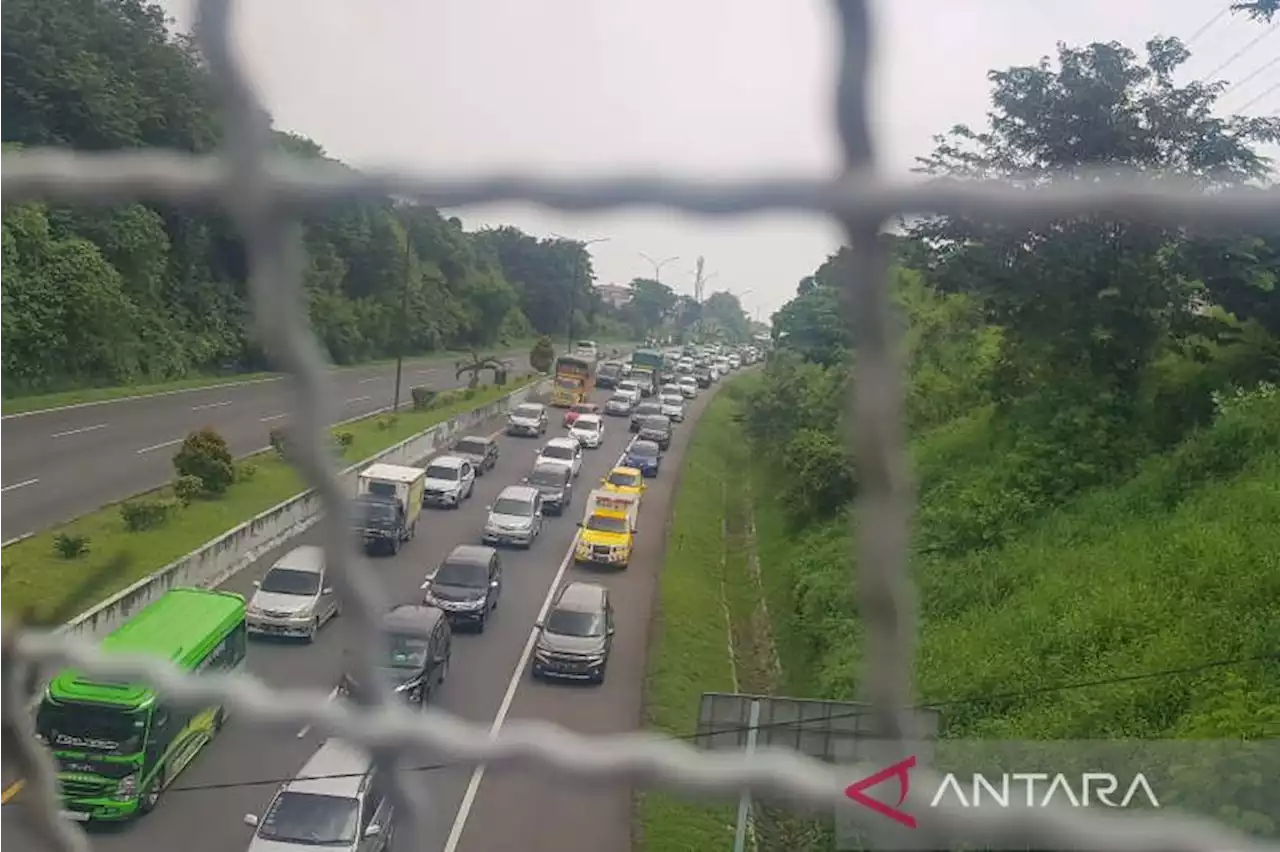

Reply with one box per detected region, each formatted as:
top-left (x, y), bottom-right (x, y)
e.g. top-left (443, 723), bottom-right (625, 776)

top-left (0, 379), bottom-right (533, 623)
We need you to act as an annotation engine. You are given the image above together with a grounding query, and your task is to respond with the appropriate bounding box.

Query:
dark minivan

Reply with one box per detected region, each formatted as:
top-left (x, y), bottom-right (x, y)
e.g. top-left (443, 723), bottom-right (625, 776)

top-left (421, 545), bottom-right (503, 632)
top-left (637, 414), bottom-right (673, 450)
top-left (531, 581), bottom-right (614, 683)
top-left (453, 435), bottom-right (499, 476)
top-left (629, 401), bottom-right (663, 433)
top-left (524, 462), bottom-right (574, 516)
top-left (337, 604), bottom-right (451, 707)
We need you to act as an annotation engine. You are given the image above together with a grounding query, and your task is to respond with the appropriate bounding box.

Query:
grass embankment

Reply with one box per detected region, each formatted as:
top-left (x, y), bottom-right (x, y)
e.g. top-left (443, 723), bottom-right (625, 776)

top-left (0, 378), bottom-right (536, 623)
top-left (639, 383), bottom-right (799, 851)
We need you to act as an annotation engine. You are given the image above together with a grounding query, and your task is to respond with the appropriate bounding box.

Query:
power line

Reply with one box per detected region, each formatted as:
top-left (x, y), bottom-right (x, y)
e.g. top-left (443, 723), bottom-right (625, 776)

top-left (168, 761), bottom-right (455, 794)
top-left (1222, 54), bottom-right (1280, 97)
top-left (1235, 78), bottom-right (1280, 111)
top-left (1185, 3), bottom-right (1234, 46)
top-left (1199, 20), bottom-right (1280, 82)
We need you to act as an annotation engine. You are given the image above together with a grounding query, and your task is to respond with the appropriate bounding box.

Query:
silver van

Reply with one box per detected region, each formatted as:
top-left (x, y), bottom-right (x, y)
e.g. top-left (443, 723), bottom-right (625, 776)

top-left (243, 738), bottom-right (393, 852)
top-left (247, 545), bottom-right (339, 642)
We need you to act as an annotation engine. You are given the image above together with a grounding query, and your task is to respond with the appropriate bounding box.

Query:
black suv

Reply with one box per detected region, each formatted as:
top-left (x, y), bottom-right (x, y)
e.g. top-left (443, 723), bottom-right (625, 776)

top-left (524, 462), bottom-right (573, 516)
top-left (629, 401), bottom-right (663, 432)
top-left (531, 581), bottom-right (614, 683)
top-left (422, 545), bottom-right (502, 632)
top-left (338, 604), bottom-right (451, 707)
top-left (637, 414), bottom-right (673, 450)
top-left (453, 434), bottom-right (499, 476)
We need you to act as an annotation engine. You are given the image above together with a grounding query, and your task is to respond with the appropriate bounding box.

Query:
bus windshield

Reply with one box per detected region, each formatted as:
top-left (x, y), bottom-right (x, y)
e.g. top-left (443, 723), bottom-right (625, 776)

top-left (36, 701), bottom-right (147, 755)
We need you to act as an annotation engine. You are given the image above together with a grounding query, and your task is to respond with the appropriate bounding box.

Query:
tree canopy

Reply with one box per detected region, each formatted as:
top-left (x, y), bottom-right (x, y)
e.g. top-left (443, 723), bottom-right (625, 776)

top-left (0, 0), bottom-right (622, 394)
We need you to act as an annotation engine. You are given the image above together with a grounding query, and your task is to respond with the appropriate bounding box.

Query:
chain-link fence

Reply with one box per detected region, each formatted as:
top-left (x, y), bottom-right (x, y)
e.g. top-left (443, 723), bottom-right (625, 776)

top-left (3, 1), bottom-right (1279, 851)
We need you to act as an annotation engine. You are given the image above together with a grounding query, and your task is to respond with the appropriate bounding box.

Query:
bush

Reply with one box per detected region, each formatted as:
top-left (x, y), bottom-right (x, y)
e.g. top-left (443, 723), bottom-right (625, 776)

top-left (334, 431), bottom-right (354, 454)
top-left (236, 462), bottom-right (257, 483)
top-left (173, 474), bottom-right (204, 506)
top-left (53, 533), bottom-right (89, 559)
top-left (530, 335), bottom-right (555, 373)
top-left (120, 499), bottom-right (176, 532)
top-left (463, 387), bottom-right (476, 400)
top-left (173, 427), bottom-right (235, 495)
top-left (411, 386), bottom-right (436, 411)
top-left (376, 415), bottom-right (399, 431)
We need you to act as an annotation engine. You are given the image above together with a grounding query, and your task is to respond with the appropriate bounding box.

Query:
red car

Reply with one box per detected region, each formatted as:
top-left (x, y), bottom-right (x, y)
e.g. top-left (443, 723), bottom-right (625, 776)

top-left (563, 402), bottom-right (600, 428)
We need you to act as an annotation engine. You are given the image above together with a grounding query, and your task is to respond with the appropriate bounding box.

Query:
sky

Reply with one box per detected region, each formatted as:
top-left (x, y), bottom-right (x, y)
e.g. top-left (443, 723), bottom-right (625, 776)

top-left (162, 0), bottom-right (1280, 322)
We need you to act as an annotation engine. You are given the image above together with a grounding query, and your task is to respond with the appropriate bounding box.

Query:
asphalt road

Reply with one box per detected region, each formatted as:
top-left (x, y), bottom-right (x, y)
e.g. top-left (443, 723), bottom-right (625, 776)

top-left (2, 375), bottom-right (721, 852)
top-left (0, 351), bottom-right (540, 542)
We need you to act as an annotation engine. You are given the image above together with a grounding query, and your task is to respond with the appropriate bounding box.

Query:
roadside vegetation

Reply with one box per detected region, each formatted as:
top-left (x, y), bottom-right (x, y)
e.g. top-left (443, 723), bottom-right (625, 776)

top-left (1, 377), bottom-right (535, 623)
top-left (642, 24), bottom-right (1280, 851)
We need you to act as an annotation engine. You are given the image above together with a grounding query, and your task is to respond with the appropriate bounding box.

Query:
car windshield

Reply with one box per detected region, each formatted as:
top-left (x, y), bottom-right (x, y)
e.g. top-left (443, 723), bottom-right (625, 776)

top-left (636, 405), bottom-right (660, 416)
top-left (642, 417), bottom-right (669, 431)
top-left (493, 497), bottom-right (533, 517)
top-left (529, 467), bottom-right (565, 488)
top-left (426, 464), bottom-right (459, 481)
top-left (586, 513), bottom-right (629, 534)
top-left (619, 382), bottom-right (637, 391)
top-left (545, 608), bottom-right (605, 637)
top-left (609, 395), bottom-right (630, 405)
top-left (386, 633), bottom-right (430, 669)
top-left (513, 405), bottom-right (541, 419)
top-left (630, 442), bottom-right (659, 458)
top-left (257, 792), bottom-right (360, 846)
top-left (455, 439), bottom-right (487, 456)
top-left (36, 702), bottom-right (145, 755)
top-left (574, 420), bottom-right (599, 432)
top-left (434, 560), bottom-right (488, 588)
top-left (607, 471), bottom-right (641, 488)
top-left (541, 445), bottom-right (574, 461)
top-left (357, 499), bottom-right (397, 522)
top-left (572, 405), bottom-right (594, 414)
top-left (261, 567), bottom-right (320, 596)
top-left (661, 396), bottom-right (681, 405)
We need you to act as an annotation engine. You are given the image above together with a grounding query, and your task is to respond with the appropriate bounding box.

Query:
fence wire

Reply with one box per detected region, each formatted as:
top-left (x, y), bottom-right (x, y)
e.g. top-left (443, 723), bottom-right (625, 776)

top-left (2, 1), bottom-right (1279, 851)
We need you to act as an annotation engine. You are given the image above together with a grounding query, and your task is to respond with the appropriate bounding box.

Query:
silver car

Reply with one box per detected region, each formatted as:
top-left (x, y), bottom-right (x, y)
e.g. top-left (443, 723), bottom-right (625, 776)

top-left (423, 455), bottom-right (476, 508)
top-left (604, 393), bottom-right (634, 416)
top-left (246, 546), bottom-right (339, 642)
top-left (243, 739), bottom-right (392, 852)
top-left (482, 485), bottom-right (544, 548)
top-left (659, 393), bottom-right (685, 422)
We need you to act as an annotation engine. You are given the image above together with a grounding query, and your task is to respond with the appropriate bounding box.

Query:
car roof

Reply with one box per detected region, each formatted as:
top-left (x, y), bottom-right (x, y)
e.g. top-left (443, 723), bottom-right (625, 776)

top-left (611, 465), bottom-right (643, 477)
top-left (530, 462), bottom-right (570, 480)
top-left (642, 414), bottom-right (671, 425)
top-left (284, 739), bottom-right (372, 796)
top-left (545, 437), bottom-right (579, 449)
top-left (430, 454), bottom-right (466, 468)
top-left (630, 440), bottom-right (660, 452)
top-left (556, 581), bottom-right (607, 611)
top-left (382, 604), bottom-right (445, 635)
top-left (574, 414), bottom-right (602, 424)
top-left (445, 544), bottom-right (496, 565)
top-left (272, 544), bottom-right (324, 574)
top-left (515, 402), bottom-right (545, 411)
top-left (457, 434), bottom-right (493, 446)
top-left (497, 484), bottom-right (540, 502)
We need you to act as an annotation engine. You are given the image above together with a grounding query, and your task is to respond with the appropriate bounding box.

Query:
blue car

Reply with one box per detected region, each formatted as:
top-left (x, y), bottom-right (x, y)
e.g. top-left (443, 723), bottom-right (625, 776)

top-left (624, 440), bottom-right (663, 477)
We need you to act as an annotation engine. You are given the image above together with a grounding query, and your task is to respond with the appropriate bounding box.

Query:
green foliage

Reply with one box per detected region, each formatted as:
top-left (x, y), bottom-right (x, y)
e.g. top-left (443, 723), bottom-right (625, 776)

top-left (410, 386), bottom-right (436, 411)
top-left (120, 498), bottom-right (174, 532)
top-left (173, 474), bottom-right (204, 507)
top-left (172, 427), bottom-right (235, 495)
top-left (235, 461), bottom-right (257, 483)
top-left (52, 533), bottom-right (89, 559)
top-left (333, 431), bottom-right (354, 454)
top-left (529, 336), bottom-right (555, 373)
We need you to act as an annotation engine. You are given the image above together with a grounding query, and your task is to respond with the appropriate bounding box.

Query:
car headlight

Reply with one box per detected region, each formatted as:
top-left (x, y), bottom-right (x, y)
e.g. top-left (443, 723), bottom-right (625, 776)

top-left (393, 680), bottom-right (417, 694)
top-left (114, 773), bottom-right (138, 801)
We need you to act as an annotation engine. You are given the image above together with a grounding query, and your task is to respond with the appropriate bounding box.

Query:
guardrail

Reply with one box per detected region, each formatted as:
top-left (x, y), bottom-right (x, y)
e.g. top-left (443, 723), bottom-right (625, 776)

top-left (56, 378), bottom-right (550, 644)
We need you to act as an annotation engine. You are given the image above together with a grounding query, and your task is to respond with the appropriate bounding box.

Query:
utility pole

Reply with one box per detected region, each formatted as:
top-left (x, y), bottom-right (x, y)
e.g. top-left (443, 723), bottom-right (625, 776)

top-left (553, 233), bottom-right (610, 350)
top-left (392, 228), bottom-right (412, 412)
top-left (639, 252), bottom-right (679, 285)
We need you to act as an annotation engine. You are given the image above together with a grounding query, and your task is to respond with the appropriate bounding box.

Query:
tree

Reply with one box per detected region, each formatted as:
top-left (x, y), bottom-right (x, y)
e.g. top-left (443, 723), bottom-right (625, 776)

top-left (455, 352), bottom-right (507, 389)
top-left (529, 336), bottom-right (555, 373)
top-left (623, 278), bottom-right (677, 337)
top-left (771, 272), bottom-right (851, 367)
top-left (701, 291), bottom-right (751, 342)
top-left (1231, 0), bottom-right (1278, 22)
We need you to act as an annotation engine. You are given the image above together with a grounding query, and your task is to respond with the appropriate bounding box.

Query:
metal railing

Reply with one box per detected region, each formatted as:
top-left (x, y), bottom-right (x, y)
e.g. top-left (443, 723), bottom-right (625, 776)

top-left (3, 1), bottom-right (1279, 851)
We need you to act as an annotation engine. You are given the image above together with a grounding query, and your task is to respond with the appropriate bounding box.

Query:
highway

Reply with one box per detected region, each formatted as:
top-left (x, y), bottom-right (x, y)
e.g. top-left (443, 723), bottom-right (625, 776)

top-left (2, 377), bottom-right (718, 852)
top-left (0, 351), bottom-right (543, 542)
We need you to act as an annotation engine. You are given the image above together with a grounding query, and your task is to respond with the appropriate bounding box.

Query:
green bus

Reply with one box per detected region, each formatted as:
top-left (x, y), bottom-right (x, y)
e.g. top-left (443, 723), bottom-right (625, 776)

top-left (36, 587), bottom-right (247, 822)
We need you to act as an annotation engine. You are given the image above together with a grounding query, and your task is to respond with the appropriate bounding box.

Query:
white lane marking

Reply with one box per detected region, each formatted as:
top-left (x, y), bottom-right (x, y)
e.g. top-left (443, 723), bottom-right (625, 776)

top-left (441, 434), bottom-right (636, 852)
top-left (260, 413), bottom-right (288, 423)
top-left (49, 423), bottom-right (107, 439)
top-left (2, 532), bottom-right (34, 547)
top-left (136, 438), bottom-right (183, 455)
top-left (344, 396), bottom-right (372, 405)
top-left (1, 479), bottom-right (39, 493)
top-left (191, 400), bottom-right (232, 411)
top-left (0, 376), bottom-right (284, 420)
top-left (358, 377), bottom-right (381, 384)
top-left (297, 686), bottom-right (340, 738)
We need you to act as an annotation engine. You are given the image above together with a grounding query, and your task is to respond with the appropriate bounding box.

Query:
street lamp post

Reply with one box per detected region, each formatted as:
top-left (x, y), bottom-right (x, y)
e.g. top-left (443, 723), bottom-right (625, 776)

top-left (553, 233), bottom-right (611, 350)
top-left (639, 252), bottom-right (680, 285)
top-left (392, 230), bottom-right (412, 412)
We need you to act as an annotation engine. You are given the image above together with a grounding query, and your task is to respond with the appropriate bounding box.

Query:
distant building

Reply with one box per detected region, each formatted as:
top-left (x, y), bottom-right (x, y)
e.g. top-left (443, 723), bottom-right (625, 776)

top-left (595, 282), bottom-right (632, 309)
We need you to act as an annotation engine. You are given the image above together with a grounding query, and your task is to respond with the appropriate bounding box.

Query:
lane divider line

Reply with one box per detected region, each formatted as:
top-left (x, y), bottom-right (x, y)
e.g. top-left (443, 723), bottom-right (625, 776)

top-left (49, 423), bottom-right (107, 439)
top-left (1, 478), bottom-right (39, 493)
top-left (191, 400), bottom-right (232, 412)
top-left (1, 780), bottom-right (23, 805)
top-left (297, 686), bottom-right (341, 739)
top-left (260, 413), bottom-right (288, 423)
top-left (344, 396), bottom-right (372, 405)
top-left (136, 437), bottom-right (183, 455)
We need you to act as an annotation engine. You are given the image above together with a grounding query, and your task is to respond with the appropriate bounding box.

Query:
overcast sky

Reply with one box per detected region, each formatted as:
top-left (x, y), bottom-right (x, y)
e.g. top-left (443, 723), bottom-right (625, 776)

top-left (166, 0), bottom-right (1279, 321)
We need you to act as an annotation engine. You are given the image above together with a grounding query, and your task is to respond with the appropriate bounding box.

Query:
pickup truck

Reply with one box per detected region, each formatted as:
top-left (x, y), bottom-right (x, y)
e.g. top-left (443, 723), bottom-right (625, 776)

top-left (574, 489), bottom-right (639, 569)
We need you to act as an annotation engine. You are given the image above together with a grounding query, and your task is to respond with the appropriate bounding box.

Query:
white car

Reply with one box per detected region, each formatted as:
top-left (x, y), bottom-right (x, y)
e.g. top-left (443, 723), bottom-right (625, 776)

top-left (536, 437), bottom-right (584, 479)
top-left (713, 358), bottom-right (730, 376)
top-left (677, 376), bottom-right (698, 398)
top-left (616, 379), bottom-right (642, 405)
top-left (568, 413), bottom-right (604, 449)
top-left (246, 546), bottom-right (338, 642)
top-left (677, 358), bottom-right (694, 373)
top-left (605, 393), bottom-right (634, 416)
top-left (423, 455), bottom-right (476, 509)
top-left (660, 383), bottom-right (682, 397)
top-left (729, 354), bottom-right (742, 370)
top-left (659, 393), bottom-right (685, 422)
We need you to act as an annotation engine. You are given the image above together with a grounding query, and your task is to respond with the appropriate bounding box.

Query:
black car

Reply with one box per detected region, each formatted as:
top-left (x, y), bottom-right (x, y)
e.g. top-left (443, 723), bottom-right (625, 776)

top-left (422, 545), bottom-right (502, 632)
top-left (532, 582), bottom-right (614, 683)
top-left (629, 401), bottom-right (663, 433)
top-left (352, 493), bottom-right (409, 555)
top-left (637, 414), bottom-right (673, 450)
top-left (453, 435), bottom-right (499, 476)
top-left (524, 463), bottom-right (573, 516)
top-left (338, 604), bottom-right (451, 707)
top-left (596, 363), bottom-right (623, 389)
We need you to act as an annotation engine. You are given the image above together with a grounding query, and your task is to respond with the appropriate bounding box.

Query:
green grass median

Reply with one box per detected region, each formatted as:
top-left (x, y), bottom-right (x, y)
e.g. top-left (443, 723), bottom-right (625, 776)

top-left (0, 377), bottom-right (536, 624)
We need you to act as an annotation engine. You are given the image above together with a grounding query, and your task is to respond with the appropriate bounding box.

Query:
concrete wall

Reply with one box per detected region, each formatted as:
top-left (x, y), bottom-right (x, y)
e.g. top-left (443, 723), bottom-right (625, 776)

top-left (60, 380), bottom-right (547, 642)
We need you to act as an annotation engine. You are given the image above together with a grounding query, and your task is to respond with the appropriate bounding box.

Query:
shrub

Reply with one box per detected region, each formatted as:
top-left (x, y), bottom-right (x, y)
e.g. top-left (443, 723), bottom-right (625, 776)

top-left (173, 427), bottom-right (235, 495)
top-left (411, 386), bottom-right (436, 411)
top-left (53, 533), bottom-right (89, 559)
top-left (173, 474), bottom-right (205, 506)
top-left (334, 431), bottom-right (355, 454)
top-left (463, 387), bottom-right (476, 400)
top-left (529, 335), bottom-right (555, 373)
top-left (120, 499), bottom-right (176, 532)
top-left (236, 462), bottom-right (258, 482)
top-left (376, 415), bottom-right (399, 431)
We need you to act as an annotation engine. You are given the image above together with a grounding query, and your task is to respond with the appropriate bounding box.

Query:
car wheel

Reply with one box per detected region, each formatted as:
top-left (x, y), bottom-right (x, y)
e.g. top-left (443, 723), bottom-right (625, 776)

top-left (308, 617), bottom-right (320, 642)
top-left (438, 655), bottom-right (450, 685)
top-left (475, 616), bottom-right (487, 634)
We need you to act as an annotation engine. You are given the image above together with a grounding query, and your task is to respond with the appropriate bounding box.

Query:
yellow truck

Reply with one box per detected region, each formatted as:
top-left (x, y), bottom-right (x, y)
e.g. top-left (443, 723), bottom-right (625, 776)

top-left (574, 488), bottom-right (640, 569)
